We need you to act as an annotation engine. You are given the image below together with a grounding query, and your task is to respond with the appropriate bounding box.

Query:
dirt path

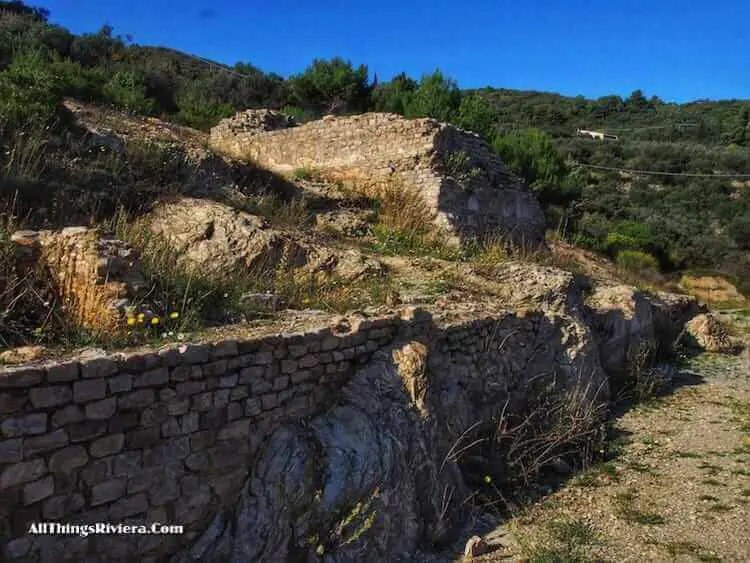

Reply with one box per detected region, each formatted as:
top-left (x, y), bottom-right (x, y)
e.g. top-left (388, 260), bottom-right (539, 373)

top-left (475, 350), bottom-right (749, 563)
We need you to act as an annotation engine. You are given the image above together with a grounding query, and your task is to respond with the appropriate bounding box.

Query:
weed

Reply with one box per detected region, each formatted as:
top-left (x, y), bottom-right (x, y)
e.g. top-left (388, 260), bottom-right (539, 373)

top-left (614, 489), bottom-right (666, 525)
top-left (698, 495), bottom-right (720, 501)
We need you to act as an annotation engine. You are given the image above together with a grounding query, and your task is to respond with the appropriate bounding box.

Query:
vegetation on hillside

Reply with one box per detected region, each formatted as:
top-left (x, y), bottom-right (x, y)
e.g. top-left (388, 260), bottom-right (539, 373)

top-left (0, 0), bottom-right (748, 301)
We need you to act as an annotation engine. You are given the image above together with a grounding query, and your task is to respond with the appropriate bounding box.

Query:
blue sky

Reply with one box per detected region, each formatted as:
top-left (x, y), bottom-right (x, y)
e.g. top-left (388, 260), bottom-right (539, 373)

top-left (39, 0), bottom-right (749, 103)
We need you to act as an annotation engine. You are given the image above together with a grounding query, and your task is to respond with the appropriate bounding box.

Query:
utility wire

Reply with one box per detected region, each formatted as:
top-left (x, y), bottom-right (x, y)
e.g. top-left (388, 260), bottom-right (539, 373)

top-left (572, 161), bottom-right (750, 179)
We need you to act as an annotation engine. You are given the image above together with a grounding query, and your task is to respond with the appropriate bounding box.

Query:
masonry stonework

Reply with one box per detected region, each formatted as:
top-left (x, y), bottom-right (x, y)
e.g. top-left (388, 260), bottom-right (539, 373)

top-left (210, 111), bottom-right (546, 246)
top-left (0, 307), bottom-right (452, 562)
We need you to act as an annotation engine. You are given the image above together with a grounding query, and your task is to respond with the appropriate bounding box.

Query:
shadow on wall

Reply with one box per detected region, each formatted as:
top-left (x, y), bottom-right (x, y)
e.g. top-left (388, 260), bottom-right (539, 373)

top-left (432, 127), bottom-right (546, 248)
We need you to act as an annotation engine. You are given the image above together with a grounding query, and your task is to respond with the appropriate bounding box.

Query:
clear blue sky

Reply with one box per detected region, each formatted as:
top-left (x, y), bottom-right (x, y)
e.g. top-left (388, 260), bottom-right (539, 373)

top-left (39, 0), bottom-right (749, 103)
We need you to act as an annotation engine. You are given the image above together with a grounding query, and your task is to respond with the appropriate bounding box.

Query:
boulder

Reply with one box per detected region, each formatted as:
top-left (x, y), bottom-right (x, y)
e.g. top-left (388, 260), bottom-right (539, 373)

top-left (682, 313), bottom-right (742, 354)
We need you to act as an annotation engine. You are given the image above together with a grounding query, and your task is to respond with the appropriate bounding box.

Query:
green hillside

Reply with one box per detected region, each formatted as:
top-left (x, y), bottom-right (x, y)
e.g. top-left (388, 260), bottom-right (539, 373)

top-left (1, 0), bottom-right (748, 293)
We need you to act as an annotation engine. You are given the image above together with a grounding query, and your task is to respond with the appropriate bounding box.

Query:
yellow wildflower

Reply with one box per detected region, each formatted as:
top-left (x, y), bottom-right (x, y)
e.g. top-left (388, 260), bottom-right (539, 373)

top-left (151, 317), bottom-right (160, 325)
top-left (169, 312), bottom-right (179, 319)
top-left (127, 317), bottom-right (136, 326)
top-left (484, 475), bottom-right (492, 484)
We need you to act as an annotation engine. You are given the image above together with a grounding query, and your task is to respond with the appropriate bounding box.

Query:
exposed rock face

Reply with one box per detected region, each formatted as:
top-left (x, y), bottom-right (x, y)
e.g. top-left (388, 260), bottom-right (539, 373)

top-left (146, 197), bottom-right (380, 282)
top-left (172, 304), bottom-right (609, 563)
top-left (683, 313), bottom-right (742, 354)
top-left (146, 197), bottom-right (383, 282)
top-left (210, 111), bottom-right (546, 246)
top-left (10, 227), bottom-right (149, 335)
top-left (585, 284), bottom-right (705, 378)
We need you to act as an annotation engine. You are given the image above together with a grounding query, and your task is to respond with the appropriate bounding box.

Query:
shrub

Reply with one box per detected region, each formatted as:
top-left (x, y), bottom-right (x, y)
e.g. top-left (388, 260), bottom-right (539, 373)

top-left (175, 90), bottom-right (234, 131)
top-left (103, 71), bottom-right (156, 114)
top-left (615, 250), bottom-right (659, 274)
top-left (0, 51), bottom-right (62, 131)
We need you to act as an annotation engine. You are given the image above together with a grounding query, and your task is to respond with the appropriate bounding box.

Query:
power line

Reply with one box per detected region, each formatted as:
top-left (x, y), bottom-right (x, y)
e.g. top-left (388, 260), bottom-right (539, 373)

top-left (572, 161), bottom-right (750, 179)
top-left (153, 46), bottom-right (257, 79)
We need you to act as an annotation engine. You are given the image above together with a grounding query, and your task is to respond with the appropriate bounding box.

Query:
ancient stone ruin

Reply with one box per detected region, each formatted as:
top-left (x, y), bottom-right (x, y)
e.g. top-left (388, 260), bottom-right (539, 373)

top-left (10, 228), bottom-right (151, 335)
top-left (210, 110), bottom-right (546, 246)
top-left (0, 265), bottom-right (714, 562)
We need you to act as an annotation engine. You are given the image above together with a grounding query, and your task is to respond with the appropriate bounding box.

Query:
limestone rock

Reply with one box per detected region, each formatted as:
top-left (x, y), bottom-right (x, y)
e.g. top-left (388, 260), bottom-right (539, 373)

top-left (683, 313), bottom-right (742, 354)
top-left (315, 209), bottom-right (374, 237)
top-left (210, 109), bottom-right (294, 138)
top-left (464, 535), bottom-right (490, 559)
top-left (146, 197), bottom-right (383, 282)
top-left (0, 346), bottom-right (45, 365)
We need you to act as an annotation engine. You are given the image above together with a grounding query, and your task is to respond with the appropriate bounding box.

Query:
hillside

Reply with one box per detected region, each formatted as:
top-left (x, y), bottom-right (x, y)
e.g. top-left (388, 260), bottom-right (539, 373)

top-left (0, 2), bottom-right (749, 562)
top-left (1, 0), bottom-right (748, 297)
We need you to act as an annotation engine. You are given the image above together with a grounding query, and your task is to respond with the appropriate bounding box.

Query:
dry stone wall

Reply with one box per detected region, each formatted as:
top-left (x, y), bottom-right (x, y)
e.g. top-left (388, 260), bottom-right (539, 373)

top-left (0, 308), bottom-right (439, 562)
top-left (210, 111), bottom-right (546, 246)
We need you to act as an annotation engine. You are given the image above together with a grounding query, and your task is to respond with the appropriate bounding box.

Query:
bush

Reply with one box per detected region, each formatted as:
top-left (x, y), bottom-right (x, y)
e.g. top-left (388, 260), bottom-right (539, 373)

top-left (616, 250), bottom-right (659, 274)
top-left (175, 90), bottom-right (234, 131)
top-left (103, 71), bottom-right (156, 114)
top-left (0, 51), bottom-right (61, 131)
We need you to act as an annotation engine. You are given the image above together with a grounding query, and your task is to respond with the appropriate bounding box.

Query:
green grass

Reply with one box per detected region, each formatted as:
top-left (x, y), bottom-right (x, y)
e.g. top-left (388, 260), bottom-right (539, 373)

top-left (614, 490), bottom-right (666, 525)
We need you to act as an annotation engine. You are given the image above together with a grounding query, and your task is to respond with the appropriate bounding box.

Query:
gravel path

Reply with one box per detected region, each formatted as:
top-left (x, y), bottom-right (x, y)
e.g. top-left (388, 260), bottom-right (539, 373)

top-left (475, 351), bottom-right (749, 562)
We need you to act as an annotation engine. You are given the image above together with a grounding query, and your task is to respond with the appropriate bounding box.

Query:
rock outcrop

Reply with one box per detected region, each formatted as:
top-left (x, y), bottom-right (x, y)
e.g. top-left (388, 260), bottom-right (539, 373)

top-left (210, 111), bottom-right (546, 247)
top-left (146, 197), bottom-right (383, 282)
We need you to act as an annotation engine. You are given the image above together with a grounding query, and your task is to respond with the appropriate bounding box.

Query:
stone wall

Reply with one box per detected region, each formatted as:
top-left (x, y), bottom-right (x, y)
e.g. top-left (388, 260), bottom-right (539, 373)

top-left (0, 308), bottom-right (439, 562)
top-left (210, 112), bottom-right (546, 246)
top-left (11, 228), bottom-right (150, 336)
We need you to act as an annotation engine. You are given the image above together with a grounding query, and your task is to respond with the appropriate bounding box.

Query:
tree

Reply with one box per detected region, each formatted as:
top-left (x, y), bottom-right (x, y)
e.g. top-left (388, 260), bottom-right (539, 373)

top-left (371, 72), bottom-right (417, 114)
top-left (288, 57), bottom-right (371, 115)
top-left (491, 129), bottom-right (567, 192)
top-left (0, 50), bottom-right (61, 129)
top-left (404, 70), bottom-right (461, 122)
top-left (626, 89), bottom-right (650, 112)
top-left (454, 93), bottom-right (498, 139)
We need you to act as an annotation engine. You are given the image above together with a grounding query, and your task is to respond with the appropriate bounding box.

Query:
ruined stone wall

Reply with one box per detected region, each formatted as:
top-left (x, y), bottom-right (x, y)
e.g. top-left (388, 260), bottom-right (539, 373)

top-left (0, 309), bottom-right (435, 562)
top-left (210, 112), bottom-right (546, 246)
top-left (11, 228), bottom-right (149, 336)
top-left (0, 303), bottom-right (611, 562)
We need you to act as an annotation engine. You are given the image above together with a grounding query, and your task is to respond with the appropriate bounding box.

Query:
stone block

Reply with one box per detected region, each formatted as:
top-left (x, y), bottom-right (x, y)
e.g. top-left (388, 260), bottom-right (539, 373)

top-left (89, 434), bottom-right (124, 458)
top-left (1, 413), bottom-right (47, 437)
top-left (46, 363), bottom-right (80, 383)
top-left (118, 389), bottom-right (155, 410)
top-left (108, 494), bottom-right (148, 520)
top-left (30, 386), bottom-right (72, 409)
top-left (73, 379), bottom-right (106, 403)
top-left (108, 373), bottom-right (133, 394)
top-left (133, 368), bottom-right (169, 388)
top-left (43, 493), bottom-right (84, 519)
top-left (90, 478), bottom-right (126, 506)
top-left (24, 429), bottom-right (69, 457)
top-left (0, 438), bottom-right (22, 463)
top-left (84, 397), bottom-right (116, 420)
top-left (1, 458), bottom-right (47, 489)
top-left (48, 446), bottom-right (88, 474)
top-left (80, 357), bottom-right (117, 379)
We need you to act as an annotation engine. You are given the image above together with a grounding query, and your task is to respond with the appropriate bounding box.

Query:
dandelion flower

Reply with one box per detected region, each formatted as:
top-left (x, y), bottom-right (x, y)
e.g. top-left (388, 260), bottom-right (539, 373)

top-left (151, 317), bottom-right (160, 325)
top-left (127, 317), bottom-right (136, 326)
